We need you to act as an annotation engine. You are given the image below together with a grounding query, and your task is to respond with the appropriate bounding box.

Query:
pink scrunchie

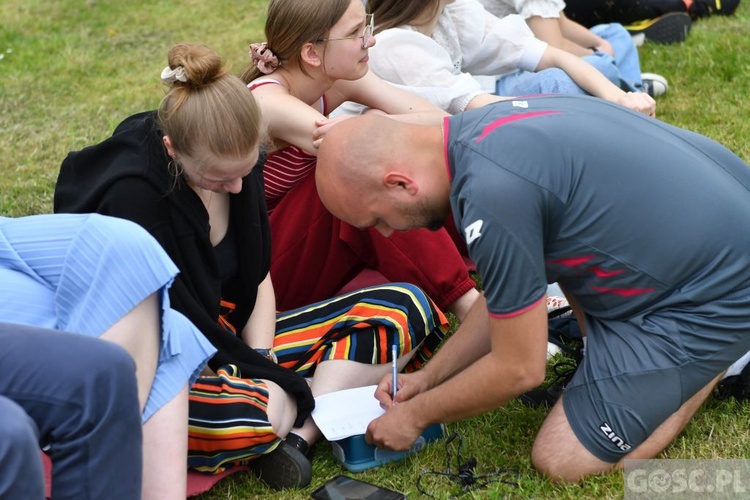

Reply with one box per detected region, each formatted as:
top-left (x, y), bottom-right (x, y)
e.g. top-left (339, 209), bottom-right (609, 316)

top-left (249, 42), bottom-right (279, 74)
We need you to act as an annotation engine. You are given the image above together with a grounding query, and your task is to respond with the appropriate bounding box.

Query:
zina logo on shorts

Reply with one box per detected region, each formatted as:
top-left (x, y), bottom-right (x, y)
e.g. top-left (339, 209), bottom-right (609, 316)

top-left (464, 220), bottom-right (483, 245)
top-left (599, 422), bottom-right (632, 451)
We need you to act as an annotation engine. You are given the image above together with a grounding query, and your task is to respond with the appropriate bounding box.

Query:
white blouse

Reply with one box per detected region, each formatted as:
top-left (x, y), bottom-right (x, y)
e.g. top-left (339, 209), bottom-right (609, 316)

top-left (367, 0), bottom-right (547, 114)
top-left (479, 0), bottom-right (567, 21)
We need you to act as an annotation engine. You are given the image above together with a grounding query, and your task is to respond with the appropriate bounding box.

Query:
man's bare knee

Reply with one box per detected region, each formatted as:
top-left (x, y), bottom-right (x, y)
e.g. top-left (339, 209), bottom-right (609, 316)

top-left (531, 398), bottom-right (614, 483)
top-left (532, 447), bottom-right (613, 483)
top-left (531, 446), bottom-right (571, 482)
top-left (531, 440), bottom-right (592, 483)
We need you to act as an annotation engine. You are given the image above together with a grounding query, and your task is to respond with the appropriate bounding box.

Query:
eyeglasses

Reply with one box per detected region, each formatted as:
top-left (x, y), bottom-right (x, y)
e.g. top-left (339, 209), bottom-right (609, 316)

top-left (317, 14), bottom-right (374, 49)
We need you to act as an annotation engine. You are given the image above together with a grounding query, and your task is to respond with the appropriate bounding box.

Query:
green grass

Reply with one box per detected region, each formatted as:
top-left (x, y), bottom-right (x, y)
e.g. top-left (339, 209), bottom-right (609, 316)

top-left (3, 1), bottom-right (750, 498)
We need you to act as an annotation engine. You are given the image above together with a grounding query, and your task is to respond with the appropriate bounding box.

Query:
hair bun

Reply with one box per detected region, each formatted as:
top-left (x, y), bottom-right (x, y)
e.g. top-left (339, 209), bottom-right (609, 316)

top-left (166, 43), bottom-right (227, 87)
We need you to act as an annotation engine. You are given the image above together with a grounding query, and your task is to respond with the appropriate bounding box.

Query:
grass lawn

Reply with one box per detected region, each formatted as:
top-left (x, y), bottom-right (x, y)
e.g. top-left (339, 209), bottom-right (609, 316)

top-left (2, 1), bottom-right (750, 498)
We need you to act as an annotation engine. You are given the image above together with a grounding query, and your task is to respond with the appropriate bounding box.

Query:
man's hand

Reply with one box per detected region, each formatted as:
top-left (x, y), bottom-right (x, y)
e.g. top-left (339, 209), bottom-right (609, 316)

top-left (373, 370), bottom-right (431, 410)
top-left (366, 402), bottom-right (425, 451)
top-left (368, 298), bottom-right (549, 451)
top-left (617, 91), bottom-right (656, 117)
top-left (368, 367), bottom-right (433, 450)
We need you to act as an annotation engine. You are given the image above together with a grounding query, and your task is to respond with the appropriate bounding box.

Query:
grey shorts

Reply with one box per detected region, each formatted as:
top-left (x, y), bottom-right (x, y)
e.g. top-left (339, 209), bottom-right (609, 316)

top-left (563, 286), bottom-right (750, 462)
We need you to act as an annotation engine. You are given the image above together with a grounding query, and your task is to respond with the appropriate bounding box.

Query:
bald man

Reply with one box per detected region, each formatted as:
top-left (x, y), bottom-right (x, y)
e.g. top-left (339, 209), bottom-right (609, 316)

top-left (316, 94), bottom-right (750, 482)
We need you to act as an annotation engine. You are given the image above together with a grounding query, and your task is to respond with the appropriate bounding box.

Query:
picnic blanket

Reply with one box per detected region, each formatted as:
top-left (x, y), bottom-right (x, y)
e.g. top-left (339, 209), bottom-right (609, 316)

top-left (42, 453), bottom-right (249, 498)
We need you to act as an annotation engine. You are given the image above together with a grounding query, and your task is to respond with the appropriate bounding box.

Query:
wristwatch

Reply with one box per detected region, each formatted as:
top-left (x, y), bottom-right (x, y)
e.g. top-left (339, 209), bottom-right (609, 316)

top-left (254, 348), bottom-right (278, 364)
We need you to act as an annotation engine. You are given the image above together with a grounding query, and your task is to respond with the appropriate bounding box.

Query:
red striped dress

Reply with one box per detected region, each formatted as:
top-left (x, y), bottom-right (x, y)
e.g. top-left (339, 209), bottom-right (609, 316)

top-left (248, 78), bottom-right (327, 213)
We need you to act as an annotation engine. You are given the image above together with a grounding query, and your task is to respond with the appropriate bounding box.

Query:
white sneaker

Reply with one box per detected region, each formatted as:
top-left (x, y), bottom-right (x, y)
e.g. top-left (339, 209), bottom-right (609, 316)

top-left (641, 72), bottom-right (669, 97)
top-left (631, 33), bottom-right (646, 47)
top-left (546, 295), bottom-right (571, 316)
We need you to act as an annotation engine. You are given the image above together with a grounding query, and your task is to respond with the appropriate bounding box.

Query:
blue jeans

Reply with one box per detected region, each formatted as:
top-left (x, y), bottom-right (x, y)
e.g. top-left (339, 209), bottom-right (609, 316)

top-left (0, 323), bottom-right (142, 500)
top-left (584, 23), bottom-right (643, 91)
top-left (496, 67), bottom-right (589, 96)
top-left (496, 22), bottom-right (644, 96)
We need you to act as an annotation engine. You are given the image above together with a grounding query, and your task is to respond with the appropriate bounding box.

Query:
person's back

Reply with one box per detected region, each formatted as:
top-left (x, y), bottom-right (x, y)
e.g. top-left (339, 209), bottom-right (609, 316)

top-left (446, 94), bottom-right (750, 316)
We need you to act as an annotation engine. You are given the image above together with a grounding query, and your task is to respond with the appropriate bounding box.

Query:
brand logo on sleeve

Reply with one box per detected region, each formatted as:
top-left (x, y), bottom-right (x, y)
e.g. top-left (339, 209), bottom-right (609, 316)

top-left (464, 220), bottom-right (484, 245)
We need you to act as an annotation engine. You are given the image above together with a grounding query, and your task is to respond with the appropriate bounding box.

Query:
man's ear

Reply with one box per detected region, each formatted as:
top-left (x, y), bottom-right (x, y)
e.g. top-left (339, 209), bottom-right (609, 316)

top-left (300, 42), bottom-right (322, 68)
top-left (383, 172), bottom-right (418, 195)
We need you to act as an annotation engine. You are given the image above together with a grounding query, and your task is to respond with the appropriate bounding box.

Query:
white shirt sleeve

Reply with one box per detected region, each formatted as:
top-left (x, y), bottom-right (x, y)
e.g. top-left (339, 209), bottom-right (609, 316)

top-left (479, 0), bottom-right (566, 19)
top-left (477, 0), bottom-right (515, 18)
top-left (446, 1), bottom-right (547, 76)
top-left (367, 28), bottom-right (485, 114)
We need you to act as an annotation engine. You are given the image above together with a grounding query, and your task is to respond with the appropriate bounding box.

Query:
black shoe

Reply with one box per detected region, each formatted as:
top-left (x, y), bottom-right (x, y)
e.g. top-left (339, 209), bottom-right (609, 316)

top-left (714, 375), bottom-right (749, 401)
top-left (518, 360), bottom-right (578, 408)
top-left (248, 440), bottom-right (312, 490)
top-left (625, 12), bottom-right (692, 44)
top-left (285, 432), bottom-right (315, 458)
top-left (714, 360), bottom-right (750, 402)
top-left (690, 0), bottom-right (740, 18)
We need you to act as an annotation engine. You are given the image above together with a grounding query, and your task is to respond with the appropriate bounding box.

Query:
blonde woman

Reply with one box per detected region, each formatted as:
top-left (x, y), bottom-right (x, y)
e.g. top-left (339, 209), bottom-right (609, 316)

top-left (56, 43), bottom-right (449, 490)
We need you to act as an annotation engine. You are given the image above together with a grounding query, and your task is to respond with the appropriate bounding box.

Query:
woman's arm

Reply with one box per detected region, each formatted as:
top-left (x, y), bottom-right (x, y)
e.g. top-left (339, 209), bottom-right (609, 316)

top-left (313, 70), bottom-right (449, 147)
top-left (240, 271), bottom-right (277, 350)
top-left (250, 84), bottom-right (328, 155)
top-left (526, 15), bottom-right (596, 56)
top-left (465, 92), bottom-right (511, 110)
top-left (331, 71), bottom-right (448, 124)
top-left (558, 12), bottom-right (613, 55)
top-left (314, 89), bottom-right (500, 147)
top-left (537, 45), bottom-right (655, 115)
top-left (252, 71), bottom-right (446, 156)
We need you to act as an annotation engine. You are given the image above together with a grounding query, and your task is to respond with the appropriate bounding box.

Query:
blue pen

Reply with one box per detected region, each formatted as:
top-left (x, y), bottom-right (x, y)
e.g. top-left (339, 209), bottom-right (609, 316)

top-left (391, 343), bottom-right (398, 401)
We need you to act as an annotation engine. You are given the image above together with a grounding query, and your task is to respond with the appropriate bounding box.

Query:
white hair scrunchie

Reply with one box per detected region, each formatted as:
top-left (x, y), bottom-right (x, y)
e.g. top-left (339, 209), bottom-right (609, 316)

top-left (161, 65), bottom-right (188, 83)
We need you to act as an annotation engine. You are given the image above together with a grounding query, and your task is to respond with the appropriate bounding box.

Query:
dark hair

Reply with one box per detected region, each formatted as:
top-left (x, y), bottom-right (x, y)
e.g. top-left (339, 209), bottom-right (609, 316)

top-left (240, 0), bottom-right (352, 83)
top-left (158, 43), bottom-right (263, 169)
top-left (368, 0), bottom-right (442, 33)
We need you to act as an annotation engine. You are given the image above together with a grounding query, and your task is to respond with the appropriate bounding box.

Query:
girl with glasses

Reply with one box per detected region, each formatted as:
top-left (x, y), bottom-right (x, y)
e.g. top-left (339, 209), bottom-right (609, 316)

top-left (319, 12), bottom-right (375, 48)
top-left (241, 0), bottom-right (480, 354)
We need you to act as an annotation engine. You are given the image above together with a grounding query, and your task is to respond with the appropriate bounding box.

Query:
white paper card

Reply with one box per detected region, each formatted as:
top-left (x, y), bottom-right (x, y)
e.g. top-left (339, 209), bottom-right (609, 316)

top-left (311, 385), bottom-right (385, 441)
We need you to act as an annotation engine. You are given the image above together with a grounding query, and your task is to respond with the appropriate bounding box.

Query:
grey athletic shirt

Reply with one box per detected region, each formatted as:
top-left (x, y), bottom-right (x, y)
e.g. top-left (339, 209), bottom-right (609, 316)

top-left (445, 95), bottom-right (750, 318)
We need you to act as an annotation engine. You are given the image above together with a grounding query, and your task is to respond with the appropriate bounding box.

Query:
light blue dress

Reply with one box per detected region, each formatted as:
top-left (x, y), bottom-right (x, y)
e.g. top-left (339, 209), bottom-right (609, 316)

top-left (0, 213), bottom-right (216, 421)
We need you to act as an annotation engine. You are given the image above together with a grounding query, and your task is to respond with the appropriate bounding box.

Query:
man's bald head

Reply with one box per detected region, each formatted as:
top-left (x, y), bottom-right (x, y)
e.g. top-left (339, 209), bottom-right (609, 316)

top-left (317, 115), bottom-right (400, 224)
top-left (316, 114), bottom-right (451, 235)
top-left (318, 114), bottom-right (390, 185)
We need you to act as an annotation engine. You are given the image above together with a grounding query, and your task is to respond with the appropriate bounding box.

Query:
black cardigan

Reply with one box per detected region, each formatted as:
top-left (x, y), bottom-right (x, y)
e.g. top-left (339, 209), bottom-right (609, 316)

top-left (54, 111), bottom-right (314, 425)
